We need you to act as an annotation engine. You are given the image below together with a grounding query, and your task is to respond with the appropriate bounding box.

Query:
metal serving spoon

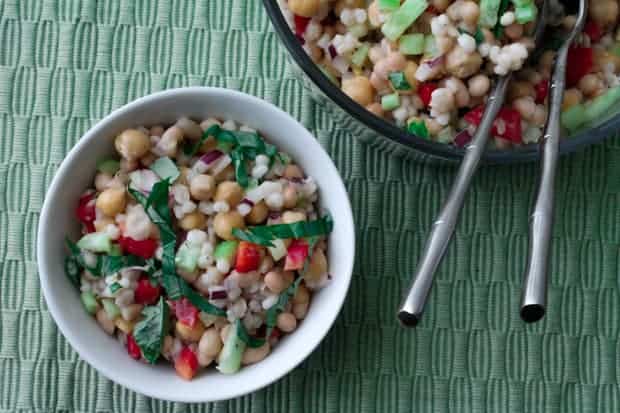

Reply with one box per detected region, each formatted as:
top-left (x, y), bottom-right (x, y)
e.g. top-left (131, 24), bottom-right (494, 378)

top-left (398, 3), bottom-right (549, 327)
top-left (520, 0), bottom-right (588, 322)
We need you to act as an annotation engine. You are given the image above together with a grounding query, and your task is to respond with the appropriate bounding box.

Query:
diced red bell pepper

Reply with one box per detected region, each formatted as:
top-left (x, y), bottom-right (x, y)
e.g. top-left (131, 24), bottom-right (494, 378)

top-left (235, 241), bottom-right (261, 273)
top-left (126, 334), bottom-right (142, 360)
top-left (134, 276), bottom-right (161, 305)
top-left (284, 239), bottom-right (310, 271)
top-left (584, 20), bottom-right (603, 43)
top-left (294, 15), bottom-right (311, 36)
top-left (169, 297), bottom-right (199, 327)
top-left (464, 105), bottom-right (523, 143)
top-left (418, 82), bottom-right (438, 107)
top-left (76, 192), bottom-right (96, 233)
top-left (535, 79), bottom-right (549, 104)
top-left (118, 236), bottom-right (158, 259)
top-left (270, 327), bottom-right (282, 340)
top-left (175, 347), bottom-right (199, 380)
top-left (566, 46), bottom-right (593, 87)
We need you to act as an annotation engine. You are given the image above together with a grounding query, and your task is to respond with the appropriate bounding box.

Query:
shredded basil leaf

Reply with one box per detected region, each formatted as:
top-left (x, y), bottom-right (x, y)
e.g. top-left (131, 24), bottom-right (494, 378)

top-left (493, 0), bottom-right (511, 38)
top-left (109, 282), bottom-right (122, 293)
top-left (133, 297), bottom-right (169, 364)
top-left (129, 180), bottom-right (226, 317)
top-left (232, 215), bottom-right (334, 247)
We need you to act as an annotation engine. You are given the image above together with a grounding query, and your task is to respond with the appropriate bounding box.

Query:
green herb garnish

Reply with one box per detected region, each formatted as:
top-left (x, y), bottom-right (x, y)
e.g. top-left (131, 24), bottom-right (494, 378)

top-left (133, 297), bottom-right (169, 363)
top-left (388, 71), bottom-right (412, 91)
top-left (109, 282), bottom-right (122, 293)
top-left (493, 0), bottom-right (511, 38)
top-left (458, 27), bottom-right (485, 45)
top-left (232, 215), bottom-right (334, 247)
top-left (407, 119), bottom-right (429, 138)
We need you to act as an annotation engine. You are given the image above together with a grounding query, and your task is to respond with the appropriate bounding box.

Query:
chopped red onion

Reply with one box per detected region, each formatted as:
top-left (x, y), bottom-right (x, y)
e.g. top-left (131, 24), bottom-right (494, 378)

top-left (240, 198), bottom-right (254, 207)
top-left (200, 150), bottom-right (223, 165)
top-left (289, 177), bottom-right (304, 184)
top-left (268, 211), bottom-right (281, 220)
top-left (296, 34), bottom-right (305, 45)
top-left (454, 129), bottom-right (472, 147)
top-left (209, 290), bottom-right (228, 300)
top-left (427, 55), bottom-right (445, 69)
top-left (328, 45), bottom-right (337, 59)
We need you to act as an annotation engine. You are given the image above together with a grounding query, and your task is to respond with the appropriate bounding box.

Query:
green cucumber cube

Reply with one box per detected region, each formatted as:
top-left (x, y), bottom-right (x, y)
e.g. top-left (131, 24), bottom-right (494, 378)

top-left (399, 33), bottom-right (425, 55)
top-left (81, 291), bottom-right (99, 315)
top-left (381, 0), bottom-right (429, 41)
top-left (77, 232), bottom-right (112, 254)
top-left (150, 156), bottom-right (180, 182)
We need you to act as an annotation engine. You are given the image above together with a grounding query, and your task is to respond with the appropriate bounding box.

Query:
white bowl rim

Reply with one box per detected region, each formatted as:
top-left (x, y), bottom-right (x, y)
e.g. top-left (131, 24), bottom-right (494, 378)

top-left (37, 86), bottom-right (355, 402)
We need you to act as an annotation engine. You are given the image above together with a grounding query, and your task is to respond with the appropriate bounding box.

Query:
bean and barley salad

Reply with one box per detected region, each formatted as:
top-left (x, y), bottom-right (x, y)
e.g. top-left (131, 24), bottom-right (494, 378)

top-left (282, 0), bottom-right (620, 147)
top-left (65, 117), bottom-right (333, 379)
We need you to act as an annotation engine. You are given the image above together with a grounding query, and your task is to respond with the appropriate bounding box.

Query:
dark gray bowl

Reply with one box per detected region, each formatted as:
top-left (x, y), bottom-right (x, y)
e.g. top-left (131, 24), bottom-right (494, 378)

top-left (263, 0), bottom-right (620, 163)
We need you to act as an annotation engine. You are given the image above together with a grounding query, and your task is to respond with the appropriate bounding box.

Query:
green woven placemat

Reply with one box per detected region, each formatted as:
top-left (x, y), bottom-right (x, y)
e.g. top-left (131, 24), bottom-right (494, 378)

top-left (2, 0), bottom-right (620, 411)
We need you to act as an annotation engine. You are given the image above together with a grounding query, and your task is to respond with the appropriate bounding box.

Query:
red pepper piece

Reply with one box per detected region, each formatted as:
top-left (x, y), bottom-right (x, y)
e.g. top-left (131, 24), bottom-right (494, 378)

top-left (175, 347), bottom-right (199, 380)
top-left (235, 241), bottom-right (261, 273)
top-left (566, 46), bottom-right (593, 87)
top-left (134, 276), bottom-right (161, 305)
top-left (126, 334), bottom-right (142, 360)
top-left (418, 82), bottom-right (438, 106)
top-left (294, 15), bottom-right (311, 36)
top-left (584, 20), bottom-right (603, 42)
top-left (169, 297), bottom-right (199, 327)
top-left (284, 239), bottom-right (309, 271)
top-left (76, 192), bottom-right (96, 233)
top-left (464, 105), bottom-right (523, 143)
top-left (118, 236), bottom-right (158, 259)
top-left (535, 79), bottom-right (549, 104)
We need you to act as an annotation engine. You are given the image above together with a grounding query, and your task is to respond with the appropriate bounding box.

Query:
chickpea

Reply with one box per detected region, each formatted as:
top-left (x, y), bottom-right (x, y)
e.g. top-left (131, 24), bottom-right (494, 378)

top-left (282, 185), bottom-right (298, 209)
top-left (444, 77), bottom-right (470, 108)
top-left (219, 324), bottom-right (231, 342)
top-left (436, 36), bottom-right (455, 55)
top-left (578, 74), bottom-right (603, 97)
top-left (213, 211), bottom-right (245, 240)
top-left (589, 0), bottom-right (619, 28)
top-left (504, 23), bottom-right (524, 40)
top-left (162, 335), bottom-right (174, 360)
top-left (190, 174), bottom-right (216, 201)
top-left (366, 103), bottom-right (384, 117)
top-left (140, 152), bottom-right (156, 167)
top-left (282, 210), bottom-right (307, 224)
top-left (423, 118), bottom-right (443, 137)
top-left (96, 309), bottom-right (116, 335)
top-left (334, 0), bottom-right (365, 14)
top-left (370, 72), bottom-right (391, 94)
top-left (277, 312), bottom-right (297, 333)
top-left (265, 270), bottom-right (286, 294)
top-left (431, 0), bottom-right (450, 12)
top-left (175, 117), bottom-right (202, 140)
top-left (179, 211), bottom-right (207, 231)
top-left (176, 320), bottom-right (206, 343)
top-left (282, 270), bottom-right (295, 289)
top-left (468, 74), bottom-right (490, 98)
top-left (241, 342), bottom-right (270, 365)
top-left (94, 217), bottom-right (115, 232)
top-left (115, 318), bottom-right (135, 334)
top-left (508, 81), bottom-right (535, 102)
top-left (259, 255), bottom-right (274, 274)
top-left (402, 61), bottom-right (419, 92)
top-left (595, 50), bottom-right (620, 73)
top-left (177, 166), bottom-right (191, 186)
top-left (288, 0), bottom-right (320, 17)
top-left (178, 267), bottom-right (199, 283)
top-left (121, 303), bottom-right (143, 321)
top-left (237, 271), bottom-right (261, 288)
top-left (341, 76), bottom-right (375, 107)
top-left (513, 97), bottom-right (536, 121)
top-left (283, 164), bottom-right (304, 179)
top-left (247, 201), bottom-right (269, 224)
top-left (95, 173), bottom-right (113, 192)
top-left (114, 129), bottom-right (151, 161)
top-left (293, 302), bottom-right (309, 320)
top-left (292, 284), bottom-right (310, 304)
top-left (445, 46), bottom-right (482, 78)
top-left (460, 1), bottom-right (479, 25)
top-left (305, 248), bottom-right (328, 282)
top-left (96, 187), bottom-right (126, 217)
top-left (532, 105), bottom-right (547, 126)
top-left (367, 1), bottom-right (382, 27)
top-left (214, 164), bottom-right (235, 182)
top-left (562, 88), bottom-right (583, 110)
top-left (199, 328), bottom-right (223, 358)
top-left (155, 126), bottom-right (183, 158)
top-left (214, 181), bottom-right (243, 207)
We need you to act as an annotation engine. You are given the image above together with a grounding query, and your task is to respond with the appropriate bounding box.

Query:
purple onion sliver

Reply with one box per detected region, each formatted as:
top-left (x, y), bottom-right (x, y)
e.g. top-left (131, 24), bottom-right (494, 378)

top-left (200, 150), bottom-right (223, 165)
top-left (427, 55), bottom-right (445, 69)
top-left (268, 211), bottom-right (281, 220)
top-left (454, 129), bottom-right (472, 147)
top-left (289, 177), bottom-right (304, 184)
top-left (241, 198), bottom-right (254, 207)
top-left (210, 290), bottom-right (228, 300)
top-left (328, 45), bottom-right (337, 59)
top-left (295, 34), bottom-right (305, 45)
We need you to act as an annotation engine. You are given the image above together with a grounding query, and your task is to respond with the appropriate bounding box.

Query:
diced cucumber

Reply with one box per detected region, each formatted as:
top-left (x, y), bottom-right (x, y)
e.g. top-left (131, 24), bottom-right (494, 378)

top-left (348, 23), bottom-right (368, 38)
top-left (351, 44), bottom-right (370, 67)
top-left (407, 119), bottom-right (429, 138)
top-left (216, 322), bottom-right (246, 374)
top-left (150, 156), bottom-right (180, 182)
top-left (81, 291), bottom-right (99, 315)
top-left (399, 33), bottom-right (425, 55)
top-left (388, 71), bottom-right (412, 90)
top-left (97, 159), bottom-right (120, 175)
top-left (561, 104), bottom-right (587, 132)
top-left (77, 233), bottom-right (112, 254)
top-left (378, 0), bottom-right (400, 11)
top-left (268, 238), bottom-right (288, 261)
top-left (584, 86), bottom-right (620, 123)
top-left (381, 93), bottom-right (400, 111)
top-left (381, 0), bottom-right (428, 41)
top-left (175, 242), bottom-right (202, 273)
top-left (515, 4), bottom-right (537, 24)
top-left (511, 0), bottom-right (533, 7)
top-left (102, 298), bottom-right (121, 320)
top-left (109, 244), bottom-right (122, 256)
top-left (479, 0), bottom-right (501, 27)
top-left (214, 240), bottom-right (238, 261)
top-left (424, 35), bottom-right (438, 57)
top-left (436, 127), bottom-right (455, 144)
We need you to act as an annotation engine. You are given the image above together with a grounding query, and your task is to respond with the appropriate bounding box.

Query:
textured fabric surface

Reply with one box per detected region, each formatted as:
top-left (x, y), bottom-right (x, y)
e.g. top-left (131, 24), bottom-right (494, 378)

top-left (3, 0), bottom-right (620, 411)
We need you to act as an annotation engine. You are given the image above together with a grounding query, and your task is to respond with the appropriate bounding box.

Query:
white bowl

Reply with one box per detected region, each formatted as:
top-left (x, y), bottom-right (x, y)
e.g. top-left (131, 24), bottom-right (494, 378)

top-left (37, 87), bottom-right (355, 402)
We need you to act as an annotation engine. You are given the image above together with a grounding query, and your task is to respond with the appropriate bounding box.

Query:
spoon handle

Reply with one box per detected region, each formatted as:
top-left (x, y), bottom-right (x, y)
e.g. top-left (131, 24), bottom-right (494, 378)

top-left (521, 0), bottom-right (588, 322)
top-left (397, 75), bottom-right (510, 327)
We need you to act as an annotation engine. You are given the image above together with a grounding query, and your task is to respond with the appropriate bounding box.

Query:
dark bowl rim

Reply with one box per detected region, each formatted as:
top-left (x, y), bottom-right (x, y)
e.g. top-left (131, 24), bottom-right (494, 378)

top-left (262, 0), bottom-right (620, 163)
